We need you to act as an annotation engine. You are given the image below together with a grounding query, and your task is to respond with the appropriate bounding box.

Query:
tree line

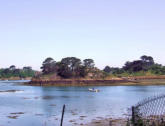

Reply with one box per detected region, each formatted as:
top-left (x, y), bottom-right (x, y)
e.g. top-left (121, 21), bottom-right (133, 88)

top-left (0, 65), bottom-right (35, 78)
top-left (2, 55), bottom-right (163, 79)
top-left (40, 55), bottom-right (165, 79)
top-left (40, 57), bottom-right (100, 78)
top-left (103, 55), bottom-right (165, 76)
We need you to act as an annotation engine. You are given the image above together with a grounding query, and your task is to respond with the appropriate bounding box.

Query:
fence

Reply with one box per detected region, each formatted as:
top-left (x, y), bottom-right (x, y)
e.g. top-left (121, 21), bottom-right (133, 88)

top-left (129, 94), bottom-right (165, 126)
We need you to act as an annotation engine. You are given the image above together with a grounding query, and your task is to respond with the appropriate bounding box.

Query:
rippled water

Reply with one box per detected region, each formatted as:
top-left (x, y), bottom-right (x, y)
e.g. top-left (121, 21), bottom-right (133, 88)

top-left (0, 80), bottom-right (165, 126)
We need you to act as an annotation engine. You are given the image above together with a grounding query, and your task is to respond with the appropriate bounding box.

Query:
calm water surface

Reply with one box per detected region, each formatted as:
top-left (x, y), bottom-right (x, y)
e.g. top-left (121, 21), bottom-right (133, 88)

top-left (0, 80), bottom-right (165, 126)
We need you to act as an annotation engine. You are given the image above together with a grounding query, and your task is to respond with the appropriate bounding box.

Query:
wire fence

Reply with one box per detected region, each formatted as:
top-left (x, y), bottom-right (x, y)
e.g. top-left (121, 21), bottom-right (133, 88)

top-left (128, 94), bottom-right (165, 126)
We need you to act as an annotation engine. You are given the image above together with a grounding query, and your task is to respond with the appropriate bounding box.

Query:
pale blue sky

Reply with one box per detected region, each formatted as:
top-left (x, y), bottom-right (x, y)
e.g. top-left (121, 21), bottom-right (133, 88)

top-left (0, 0), bottom-right (165, 70)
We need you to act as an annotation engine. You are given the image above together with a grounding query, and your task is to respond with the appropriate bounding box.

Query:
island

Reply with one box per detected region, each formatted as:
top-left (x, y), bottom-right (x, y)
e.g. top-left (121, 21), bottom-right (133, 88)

top-left (29, 55), bottom-right (165, 86)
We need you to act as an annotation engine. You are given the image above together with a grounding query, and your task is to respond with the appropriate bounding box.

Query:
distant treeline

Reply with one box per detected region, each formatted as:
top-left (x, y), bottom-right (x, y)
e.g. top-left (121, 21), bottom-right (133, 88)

top-left (104, 55), bottom-right (165, 76)
top-left (40, 55), bottom-right (165, 79)
top-left (1, 55), bottom-right (164, 79)
top-left (0, 65), bottom-right (35, 78)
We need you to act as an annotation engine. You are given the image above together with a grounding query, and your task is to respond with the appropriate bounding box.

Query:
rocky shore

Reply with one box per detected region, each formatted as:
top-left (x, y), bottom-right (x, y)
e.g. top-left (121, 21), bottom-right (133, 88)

top-left (27, 76), bottom-right (165, 86)
top-left (28, 78), bottom-right (131, 86)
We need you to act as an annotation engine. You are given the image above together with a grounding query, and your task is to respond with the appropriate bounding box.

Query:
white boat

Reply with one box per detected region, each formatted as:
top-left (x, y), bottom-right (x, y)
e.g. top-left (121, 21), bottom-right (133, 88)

top-left (88, 88), bottom-right (100, 92)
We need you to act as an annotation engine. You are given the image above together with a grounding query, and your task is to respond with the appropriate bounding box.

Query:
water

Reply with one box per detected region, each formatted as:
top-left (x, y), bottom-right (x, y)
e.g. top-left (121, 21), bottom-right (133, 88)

top-left (0, 80), bottom-right (165, 126)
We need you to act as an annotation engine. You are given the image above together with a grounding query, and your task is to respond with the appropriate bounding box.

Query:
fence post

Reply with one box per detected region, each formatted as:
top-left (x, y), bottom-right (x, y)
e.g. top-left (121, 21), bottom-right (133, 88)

top-left (60, 104), bottom-right (65, 126)
top-left (109, 120), bottom-right (112, 126)
top-left (132, 106), bottom-right (135, 126)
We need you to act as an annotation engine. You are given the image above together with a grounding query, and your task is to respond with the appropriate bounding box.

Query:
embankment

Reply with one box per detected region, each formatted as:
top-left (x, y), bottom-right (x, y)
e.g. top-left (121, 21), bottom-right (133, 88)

top-left (28, 79), bottom-right (130, 86)
top-left (28, 75), bottom-right (165, 86)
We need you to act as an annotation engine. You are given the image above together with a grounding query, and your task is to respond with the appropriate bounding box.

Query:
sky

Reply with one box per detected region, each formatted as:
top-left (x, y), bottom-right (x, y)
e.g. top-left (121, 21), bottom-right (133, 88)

top-left (0, 0), bottom-right (165, 70)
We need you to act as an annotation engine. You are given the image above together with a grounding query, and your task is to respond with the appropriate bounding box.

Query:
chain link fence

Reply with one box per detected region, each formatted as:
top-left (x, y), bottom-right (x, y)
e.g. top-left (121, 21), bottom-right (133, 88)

top-left (128, 94), bottom-right (165, 126)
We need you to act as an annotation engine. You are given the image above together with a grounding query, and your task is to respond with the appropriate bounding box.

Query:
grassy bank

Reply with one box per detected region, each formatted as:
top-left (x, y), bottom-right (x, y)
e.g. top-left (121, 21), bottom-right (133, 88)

top-left (0, 77), bottom-right (32, 81)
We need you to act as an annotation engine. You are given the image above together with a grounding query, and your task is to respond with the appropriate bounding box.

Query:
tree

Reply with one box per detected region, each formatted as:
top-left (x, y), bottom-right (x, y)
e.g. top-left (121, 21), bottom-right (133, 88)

top-left (0, 66), bottom-right (35, 79)
top-left (140, 55), bottom-right (148, 62)
top-left (23, 66), bottom-right (32, 71)
top-left (140, 55), bottom-right (154, 66)
top-left (13, 69), bottom-right (21, 77)
top-left (104, 67), bottom-right (124, 74)
top-left (103, 66), bottom-right (111, 73)
top-left (2, 68), bottom-right (11, 78)
top-left (83, 59), bottom-right (95, 69)
top-left (162, 66), bottom-right (165, 74)
top-left (123, 56), bottom-right (155, 73)
top-left (57, 63), bottom-right (73, 78)
top-left (82, 59), bottom-right (95, 76)
top-left (59, 57), bottom-right (82, 78)
top-left (79, 66), bottom-right (87, 77)
top-left (131, 60), bottom-right (145, 72)
top-left (22, 66), bottom-right (35, 77)
top-left (61, 57), bottom-right (81, 71)
top-left (123, 61), bottom-right (132, 72)
top-left (41, 57), bottom-right (56, 74)
top-left (150, 64), bottom-right (165, 75)
top-left (9, 65), bottom-right (16, 70)
top-left (123, 60), bottom-right (145, 72)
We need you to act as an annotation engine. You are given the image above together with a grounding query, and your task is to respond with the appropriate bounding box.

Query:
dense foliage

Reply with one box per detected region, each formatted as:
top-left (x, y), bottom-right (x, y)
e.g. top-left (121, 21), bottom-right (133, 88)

top-left (1, 55), bottom-right (164, 80)
top-left (40, 55), bottom-right (165, 79)
top-left (0, 65), bottom-right (35, 79)
top-left (103, 55), bottom-right (165, 76)
top-left (40, 57), bottom-right (104, 79)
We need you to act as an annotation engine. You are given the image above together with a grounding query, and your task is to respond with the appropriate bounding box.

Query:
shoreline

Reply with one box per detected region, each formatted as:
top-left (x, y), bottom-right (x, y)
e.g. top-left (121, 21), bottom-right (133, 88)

top-left (0, 77), bottom-right (32, 81)
top-left (27, 76), bottom-right (165, 86)
top-left (67, 116), bottom-right (128, 126)
top-left (81, 117), bottom-right (127, 126)
top-left (28, 79), bottom-right (130, 86)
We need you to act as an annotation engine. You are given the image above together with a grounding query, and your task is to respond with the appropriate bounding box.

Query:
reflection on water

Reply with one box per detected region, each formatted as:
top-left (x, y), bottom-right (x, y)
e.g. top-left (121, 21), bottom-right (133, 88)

top-left (0, 80), bottom-right (165, 126)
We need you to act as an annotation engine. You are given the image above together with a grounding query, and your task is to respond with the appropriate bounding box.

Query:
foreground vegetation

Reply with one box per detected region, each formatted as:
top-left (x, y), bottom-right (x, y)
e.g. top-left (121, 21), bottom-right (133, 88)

top-left (37, 55), bottom-right (165, 80)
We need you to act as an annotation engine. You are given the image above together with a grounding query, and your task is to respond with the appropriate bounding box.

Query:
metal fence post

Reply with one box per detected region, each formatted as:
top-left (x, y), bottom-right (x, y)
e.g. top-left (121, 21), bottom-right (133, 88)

top-left (60, 104), bottom-right (65, 126)
top-left (132, 106), bottom-right (135, 126)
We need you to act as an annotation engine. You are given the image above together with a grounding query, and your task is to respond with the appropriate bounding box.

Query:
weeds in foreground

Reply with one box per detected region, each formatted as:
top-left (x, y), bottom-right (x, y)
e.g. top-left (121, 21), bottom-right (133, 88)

top-left (126, 118), bottom-right (165, 126)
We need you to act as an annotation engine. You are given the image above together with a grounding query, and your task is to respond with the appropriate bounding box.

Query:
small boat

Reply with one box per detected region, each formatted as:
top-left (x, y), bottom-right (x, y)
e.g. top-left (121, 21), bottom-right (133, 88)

top-left (88, 88), bottom-right (100, 92)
